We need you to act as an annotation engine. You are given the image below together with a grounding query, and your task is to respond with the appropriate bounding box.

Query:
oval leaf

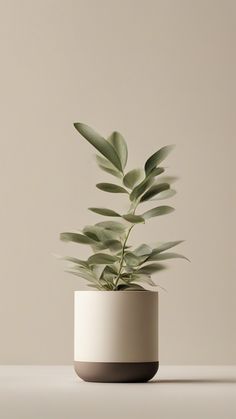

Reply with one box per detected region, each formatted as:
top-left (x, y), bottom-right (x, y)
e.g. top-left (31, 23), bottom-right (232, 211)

top-left (124, 252), bottom-right (140, 266)
top-left (66, 268), bottom-right (98, 283)
top-left (131, 274), bottom-right (157, 287)
top-left (89, 207), bottom-right (121, 217)
top-left (140, 183), bottom-right (170, 202)
top-left (104, 239), bottom-right (123, 252)
top-left (133, 244), bottom-right (152, 257)
top-left (90, 242), bottom-right (107, 252)
top-left (74, 122), bottom-right (122, 171)
top-left (138, 263), bottom-right (166, 274)
top-left (108, 131), bottom-right (128, 169)
top-left (122, 214), bottom-right (145, 223)
top-left (142, 206), bottom-right (175, 220)
top-left (84, 225), bottom-right (120, 243)
top-left (156, 175), bottom-right (178, 185)
top-left (104, 265), bottom-right (119, 275)
top-left (95, 155), bottom-right (122, 178)
top-left (148, 252), bottom-right (189, 262)
top-left (88, 253), bottom-right (119, 265)
top-left (95, 221), bottom-right (126, 232)
top-left (95, 227), bottom-right (119, 242)
top-left (117, 284), bottom-right (146, 291)
top-left (145, 145), bottom-right (175, 175)
top-left (92, 264), bottom-right (106, 279)
top-left (60, 232), bottom-right (95, 244)
top-left (151, 189), bottom-right (176, 201)
top-left (82, 226), bottom-right (101, 242)
top-left (149, 167), bottom-right (165, 177)
top-left (151, 240), bottom-right (184, 254)
top-left (123, 168), bottom-right (144, 189)
top-left (96, 183), bottom-right (128, 194)
top-left (130, 177), bottom-right (155, 201)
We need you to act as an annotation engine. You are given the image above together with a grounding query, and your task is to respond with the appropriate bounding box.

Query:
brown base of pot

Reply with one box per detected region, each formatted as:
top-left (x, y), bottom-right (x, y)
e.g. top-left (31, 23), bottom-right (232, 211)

top-left (74, 361), bottom-right (159, 383)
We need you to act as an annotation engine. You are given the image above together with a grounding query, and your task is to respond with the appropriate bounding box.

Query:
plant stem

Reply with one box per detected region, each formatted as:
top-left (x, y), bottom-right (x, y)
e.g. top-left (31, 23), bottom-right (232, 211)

top-left (113, 200), bottom-right (139, 290)
top-left (114, 225), bottom-right (133, 289)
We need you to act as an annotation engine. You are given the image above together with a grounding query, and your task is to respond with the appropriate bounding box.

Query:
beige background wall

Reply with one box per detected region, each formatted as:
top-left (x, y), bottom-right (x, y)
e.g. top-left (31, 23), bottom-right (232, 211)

top-left (0, 0), bottom-right (235, 364)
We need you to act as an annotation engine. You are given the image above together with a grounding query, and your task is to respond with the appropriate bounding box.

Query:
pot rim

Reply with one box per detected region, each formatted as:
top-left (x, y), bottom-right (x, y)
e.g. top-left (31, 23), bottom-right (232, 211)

top-left (74, 290), bottom-right (158, 294)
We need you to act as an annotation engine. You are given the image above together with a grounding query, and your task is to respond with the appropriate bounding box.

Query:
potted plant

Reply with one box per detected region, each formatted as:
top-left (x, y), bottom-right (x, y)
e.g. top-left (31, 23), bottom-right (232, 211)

top-left (59, 122), bottom-right (187, 382)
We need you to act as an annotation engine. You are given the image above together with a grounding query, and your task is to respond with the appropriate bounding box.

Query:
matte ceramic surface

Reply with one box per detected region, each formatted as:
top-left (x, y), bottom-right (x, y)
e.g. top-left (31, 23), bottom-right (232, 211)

top-left (74, 361), bottom-right (159, 383)
top-left (74, 291), bottom-right (158, 382)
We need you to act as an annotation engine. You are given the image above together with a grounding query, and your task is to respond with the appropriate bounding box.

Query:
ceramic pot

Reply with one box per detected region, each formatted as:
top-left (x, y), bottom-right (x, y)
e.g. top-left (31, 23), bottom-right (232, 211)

top-left (74, 290), bottom-right (158, 382)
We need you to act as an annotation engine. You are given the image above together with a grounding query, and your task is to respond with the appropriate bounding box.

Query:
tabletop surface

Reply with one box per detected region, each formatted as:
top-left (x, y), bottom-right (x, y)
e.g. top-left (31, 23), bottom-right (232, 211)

top-left (1, 365), bottom-right (235, 419)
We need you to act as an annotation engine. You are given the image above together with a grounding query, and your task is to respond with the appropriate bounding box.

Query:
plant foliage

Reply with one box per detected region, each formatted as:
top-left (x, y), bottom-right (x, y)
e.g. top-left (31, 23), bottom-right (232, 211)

top-left (59, 122), bottom-right (188, 290)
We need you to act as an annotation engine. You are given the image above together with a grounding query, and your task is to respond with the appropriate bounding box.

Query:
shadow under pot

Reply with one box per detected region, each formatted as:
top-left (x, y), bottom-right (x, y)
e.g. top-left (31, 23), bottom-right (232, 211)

top-left (74, 290), bottom-right (159, 383)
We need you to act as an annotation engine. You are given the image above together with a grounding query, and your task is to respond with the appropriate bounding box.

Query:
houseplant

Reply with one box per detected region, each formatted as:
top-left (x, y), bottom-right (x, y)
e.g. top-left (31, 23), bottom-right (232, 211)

top-left (60, 122), bottom-right (187, 382)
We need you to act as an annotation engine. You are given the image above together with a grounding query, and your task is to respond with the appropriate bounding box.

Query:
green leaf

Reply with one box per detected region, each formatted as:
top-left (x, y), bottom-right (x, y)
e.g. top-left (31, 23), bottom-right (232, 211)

top-left (133, 244), bottom-right (152, 257)
top-left (83, 225), bottom-right (121, 248)
top-left (130, 177), bottom-right (155, 201)
top-left (60, 232), bottom-right (95, 244)
top-left (90, 242), bottom-right (107, 252)
top-left (138, 263), bottom-right (166, 275)
top-left (123, 266), bottom-right (135, 274)
top-left (95, 155), bottom-right (122, 178)
top-left (95, 228), bottom-right (119, 242)
top-left (104, 265), bottom-right (119, 275)
top-left (83, 225), bottom-right (117, 243)
top-left (82, 226), bottom-right (101, 242)
top-left (131, 274), bottom-right (157, 287)
top-left (74, 122), bottom-right (122, 171)
top-left (107, 131), bottom-right (128, 170)
top-left (117, 284), bottom-right (146, 291)
top-left (104, 239), bottom-right (123, 252)
top-left (122, 214), bottom-right (145, 223)
top-left (96, 183), bottom-right (128, 194)
top-left (124, 252), bottom-right (140, 266)
top-left (87, 283), bottom-right (101, 289)
top-left (65, 268), bottom-right (98, 283)
top-left (127, 255), bottom-right (145, 265)
top-left (148, 252), bottom-right (189, 262)
top-left (102, 265), bottom-right (118, 282)
top-left (140, 183), bottom-right (170, 202)
top-left (151, 240), bottom-right (184, 254)
top-left (151, 189), bottom-right (176, 200)
top-left (123, 169), bottom-right (144, 189)
top-left (87, 283), bottom-right (102, 290)
top-left (89, 207), bottom-right (121, 217)
top-left (156, 175), bottom-right (178, 185)
top-left (95, 221), bottom-right (126, 232)
top-left (88, 253), bottom-right (119, 264)
top-left (142, 206), bottom-right (174, 220)
top-left (144, 145), bottom-right (175, 175)
top-left (149, 167), bottom-right (165, 177)
top-left (92, 264), bottom-right (106, 279)
top-left (100, 281), bottom-right (114, 290)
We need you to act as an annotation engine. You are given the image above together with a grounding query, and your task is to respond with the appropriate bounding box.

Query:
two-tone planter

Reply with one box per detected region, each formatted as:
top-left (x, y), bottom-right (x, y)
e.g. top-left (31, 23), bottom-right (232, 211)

top-left (74, 291), bottom-right (159, 382)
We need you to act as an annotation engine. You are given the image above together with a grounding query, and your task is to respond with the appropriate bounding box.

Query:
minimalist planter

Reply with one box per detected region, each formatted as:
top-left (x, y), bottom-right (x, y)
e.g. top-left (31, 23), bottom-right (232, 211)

top-left (74, 290), bottom-right (159, 383)
top-left (59, 123), bottom-right (187, 382)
